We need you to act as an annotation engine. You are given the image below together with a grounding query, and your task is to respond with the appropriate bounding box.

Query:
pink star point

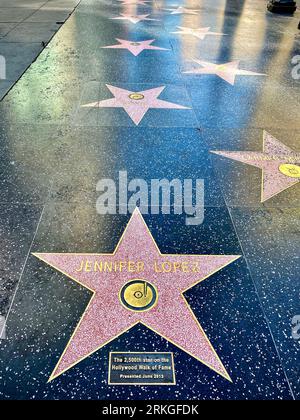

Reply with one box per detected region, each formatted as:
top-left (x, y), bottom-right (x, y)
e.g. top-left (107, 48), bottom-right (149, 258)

top-left (102, 38), bottom-right (169, 56)
top-left (110, 13), bottom-right (158, 24)
top-left (164, 7), bottom-right (199, 15)
top-left (184, 59), bottom-right (266, 85)
top-left (34, 209), bottom-right (240, 382)
top-left (212, 131), bottom-right (300, 202)
top-left (82, 84), bottom-right (190, 125)
top-left (118, 0), bottom-right (151, 4)
top-left (172, 26), bottom-right (226, 40)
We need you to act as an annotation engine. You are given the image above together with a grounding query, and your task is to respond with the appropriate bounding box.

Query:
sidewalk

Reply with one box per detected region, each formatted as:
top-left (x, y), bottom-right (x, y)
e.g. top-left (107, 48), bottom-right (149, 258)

top-left (0, 0), bottom-right (299, 401)
top-left (0, 0), bottom-right (81, 98)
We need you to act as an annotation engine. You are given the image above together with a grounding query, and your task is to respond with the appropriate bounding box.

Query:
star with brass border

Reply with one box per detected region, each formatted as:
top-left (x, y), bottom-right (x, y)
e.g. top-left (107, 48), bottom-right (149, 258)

top-left (110, 14), bottom-right (158, 24)
top-left (171, 26), bottom-right (226, 40)
top-left (33, 209), bottom-right (240, 382)
top-left (164, 7), bottom-right (199, 15)
top-left (183, 59), bottom-right (266, 85)
top-left (102, 39), bottom-right (169, 56)
top-left (82, 84), bottom-right (190, 125)
top-left (211, 131), bottom-right (300, 202)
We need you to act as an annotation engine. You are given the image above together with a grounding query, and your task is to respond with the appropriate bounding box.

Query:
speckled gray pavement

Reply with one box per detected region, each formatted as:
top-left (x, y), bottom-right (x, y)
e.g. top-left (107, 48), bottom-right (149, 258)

top-left (0, 315), bottom-right (5, 339)
top-left (0, 0), bottom-right (299, 401)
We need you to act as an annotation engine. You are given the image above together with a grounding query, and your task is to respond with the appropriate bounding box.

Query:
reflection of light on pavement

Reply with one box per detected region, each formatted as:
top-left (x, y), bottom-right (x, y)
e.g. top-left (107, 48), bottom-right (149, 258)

top-left (6, 14), bottom-right (110, 234)
top-left (0, 316), bottom-right (6, 339)
top-left (123, 4), bottom-right (137, 15)
top-left (247, 0), bottom-right (296, 126)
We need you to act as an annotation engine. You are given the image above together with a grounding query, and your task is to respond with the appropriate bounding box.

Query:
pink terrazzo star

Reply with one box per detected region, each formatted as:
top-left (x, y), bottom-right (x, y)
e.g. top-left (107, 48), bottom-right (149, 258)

top-left (184, 59), bottom-right (266, 85)
top-left (82, 84), bottom-right (190, 125)
top-left (102, 39), bottom-right (169, 56)
top-left (164, 7), bottom-right (199, 15)
top-left (110, 13), bottom-right (158, 24)
top-left (163, 6), bottom-right (199, 15)
top-left (212, 131), bottom-right (300, 202)
top-left (34, 209), bottom-right (240, 381)
top-left (171, 26), bottom-right (226, 40)
top-left (118, 0), bottom-right (151, 4)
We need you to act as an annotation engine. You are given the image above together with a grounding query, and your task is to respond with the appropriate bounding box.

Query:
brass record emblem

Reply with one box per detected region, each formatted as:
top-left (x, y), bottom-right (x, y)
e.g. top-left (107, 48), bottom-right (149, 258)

top-left (129, 93), bottom-right (144, 100)
top-left (120, 280), bottom-right (158, 312)
top-left (217, 64), bottom-right (227, 72)
top-left (279, 164), bottom-right (300, 178)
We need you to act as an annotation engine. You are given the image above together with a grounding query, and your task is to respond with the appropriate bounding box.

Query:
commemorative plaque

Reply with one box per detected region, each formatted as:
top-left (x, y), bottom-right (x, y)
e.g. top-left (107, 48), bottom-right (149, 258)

top-left (109, 352), bottom-right (176, 385)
